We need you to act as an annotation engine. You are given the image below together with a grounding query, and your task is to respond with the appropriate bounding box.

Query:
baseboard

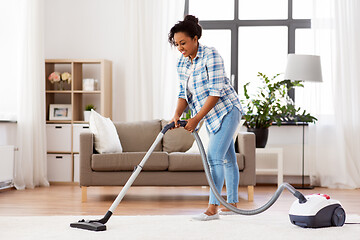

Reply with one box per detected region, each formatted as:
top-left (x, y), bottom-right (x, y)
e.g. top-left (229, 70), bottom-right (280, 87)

top-left (49, 182), bottom-right (79, 186)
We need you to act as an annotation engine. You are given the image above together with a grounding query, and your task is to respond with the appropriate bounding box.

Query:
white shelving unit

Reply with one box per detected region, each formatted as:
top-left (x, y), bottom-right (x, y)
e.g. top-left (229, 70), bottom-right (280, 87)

top-left (45, 59), bottom-right (112, 183)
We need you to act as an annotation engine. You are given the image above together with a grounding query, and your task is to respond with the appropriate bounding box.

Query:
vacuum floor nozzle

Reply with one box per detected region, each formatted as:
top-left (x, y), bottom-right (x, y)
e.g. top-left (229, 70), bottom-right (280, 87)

top-left (70, 220), bottom-right (106, 231)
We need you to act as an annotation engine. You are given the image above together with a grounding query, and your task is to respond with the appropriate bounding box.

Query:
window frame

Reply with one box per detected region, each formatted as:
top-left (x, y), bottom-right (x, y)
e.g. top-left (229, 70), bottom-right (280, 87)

top-left (184, 0), bottom-right (311, 100)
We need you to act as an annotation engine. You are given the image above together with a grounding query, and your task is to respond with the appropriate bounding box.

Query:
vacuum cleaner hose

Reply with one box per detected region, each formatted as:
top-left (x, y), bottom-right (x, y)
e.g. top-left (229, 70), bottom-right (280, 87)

top-left (191, 130), bottom-right (307, 215)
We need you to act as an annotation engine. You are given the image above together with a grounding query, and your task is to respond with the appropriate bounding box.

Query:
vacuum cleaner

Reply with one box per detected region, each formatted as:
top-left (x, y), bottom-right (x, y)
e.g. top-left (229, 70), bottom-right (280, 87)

top-left (70, 121), bottom-right (346, 231)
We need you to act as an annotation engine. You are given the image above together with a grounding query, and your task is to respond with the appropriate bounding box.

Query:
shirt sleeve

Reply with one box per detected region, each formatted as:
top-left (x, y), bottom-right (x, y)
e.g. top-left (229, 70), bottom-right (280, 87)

top-left (178, 81), bottom-right (186, 99)
top-left (206, 48), bottom-right (226, 97)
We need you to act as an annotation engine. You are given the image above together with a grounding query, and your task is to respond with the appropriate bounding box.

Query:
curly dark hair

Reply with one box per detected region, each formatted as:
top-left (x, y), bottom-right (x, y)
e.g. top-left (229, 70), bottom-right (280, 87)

top-left (168, 15), bottom-right (202, 46)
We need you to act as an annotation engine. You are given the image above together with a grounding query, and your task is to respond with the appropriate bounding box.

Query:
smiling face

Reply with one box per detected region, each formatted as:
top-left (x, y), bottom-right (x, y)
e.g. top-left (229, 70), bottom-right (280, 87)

top-left (173, 32), bottom-right (198, 60)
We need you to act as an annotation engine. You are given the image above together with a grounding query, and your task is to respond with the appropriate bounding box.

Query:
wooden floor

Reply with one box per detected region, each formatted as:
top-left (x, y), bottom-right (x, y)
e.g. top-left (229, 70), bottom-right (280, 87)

top-left (0, 184), bottom-right (359, 216)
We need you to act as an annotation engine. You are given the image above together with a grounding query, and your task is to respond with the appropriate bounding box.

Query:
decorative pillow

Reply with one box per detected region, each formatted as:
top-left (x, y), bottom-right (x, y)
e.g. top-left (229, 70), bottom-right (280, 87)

top-left (234, 119), bottom-right (246, 141)
top-left (161, 120), bottom-right (194, 153)
top-left (89, 109), bottom-right (122, 154)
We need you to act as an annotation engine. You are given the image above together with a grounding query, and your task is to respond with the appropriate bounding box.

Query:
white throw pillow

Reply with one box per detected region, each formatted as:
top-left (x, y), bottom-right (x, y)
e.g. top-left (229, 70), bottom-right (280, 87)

top-left (89, 109), bottom-right (122, 154)
top-left (233, 119), bottom-right (245, 141)
top-left (186, 119), bottom-right (245, 154)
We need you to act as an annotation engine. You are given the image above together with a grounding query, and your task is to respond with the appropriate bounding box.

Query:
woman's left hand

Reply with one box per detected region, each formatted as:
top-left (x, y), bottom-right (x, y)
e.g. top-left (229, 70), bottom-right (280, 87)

top-left (184, 117), bottom-right (200, 133)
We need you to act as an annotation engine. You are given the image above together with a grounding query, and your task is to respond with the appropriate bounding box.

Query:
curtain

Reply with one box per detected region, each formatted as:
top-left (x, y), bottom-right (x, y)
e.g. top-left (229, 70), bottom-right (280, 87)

top-left (122, 0), bottom-right (185, 121)
top-left (307, 0), bottom-right (360, 189)
top-left (14, 0), bottom-right (49, 189)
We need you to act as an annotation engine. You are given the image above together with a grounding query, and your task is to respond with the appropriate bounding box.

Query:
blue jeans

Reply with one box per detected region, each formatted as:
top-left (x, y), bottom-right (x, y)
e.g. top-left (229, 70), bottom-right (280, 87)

top-left (207, 107), bottom-right (241, 205)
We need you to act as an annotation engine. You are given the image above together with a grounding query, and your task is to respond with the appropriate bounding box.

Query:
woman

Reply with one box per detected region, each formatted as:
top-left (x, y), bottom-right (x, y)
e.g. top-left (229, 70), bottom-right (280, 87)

top-left (168, 15), bottom-right (244, 221)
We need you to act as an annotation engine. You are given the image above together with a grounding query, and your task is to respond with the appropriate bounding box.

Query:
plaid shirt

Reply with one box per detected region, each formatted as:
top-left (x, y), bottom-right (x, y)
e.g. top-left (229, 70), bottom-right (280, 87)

top-left (177, 44), bottom-right (243, 134)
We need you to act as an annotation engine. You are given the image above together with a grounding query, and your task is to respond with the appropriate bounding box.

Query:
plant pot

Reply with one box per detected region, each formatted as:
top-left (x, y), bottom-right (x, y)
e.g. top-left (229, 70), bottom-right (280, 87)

top-left (247, 128), bottom-right (269, 148)
top-left (84, 111), bottom-right (91, 122)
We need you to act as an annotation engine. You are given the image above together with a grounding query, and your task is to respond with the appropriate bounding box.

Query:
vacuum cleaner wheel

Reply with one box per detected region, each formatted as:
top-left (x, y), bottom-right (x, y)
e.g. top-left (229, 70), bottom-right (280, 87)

top-left (332, 206), bottom-right (346, 227)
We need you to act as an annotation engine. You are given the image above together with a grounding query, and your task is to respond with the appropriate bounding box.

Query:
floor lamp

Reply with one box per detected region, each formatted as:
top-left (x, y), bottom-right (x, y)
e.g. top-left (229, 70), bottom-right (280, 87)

top-left (284, 54), bottom-right (323, 189)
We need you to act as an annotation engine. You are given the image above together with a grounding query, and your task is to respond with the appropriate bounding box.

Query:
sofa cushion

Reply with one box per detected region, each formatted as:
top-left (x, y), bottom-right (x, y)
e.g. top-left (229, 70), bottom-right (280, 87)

top-left (161, 120), bottom-right (194, 153)
top-left (114, 120), bottom-right (162, 152)
top-left (91, 152), bottom-right (168, 171)
top-left (168, 153), bottom-right (245, 171)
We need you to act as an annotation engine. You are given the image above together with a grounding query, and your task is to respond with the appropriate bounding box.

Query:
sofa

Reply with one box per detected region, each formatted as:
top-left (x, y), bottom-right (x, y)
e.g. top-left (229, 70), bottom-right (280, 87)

top-left (79, 119), bottom-right (256, 202)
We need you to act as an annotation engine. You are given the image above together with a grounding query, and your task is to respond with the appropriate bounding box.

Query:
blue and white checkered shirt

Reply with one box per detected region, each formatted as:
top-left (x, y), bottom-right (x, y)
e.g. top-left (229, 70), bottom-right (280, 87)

top-left (177, 44), bottom-right (243, 134)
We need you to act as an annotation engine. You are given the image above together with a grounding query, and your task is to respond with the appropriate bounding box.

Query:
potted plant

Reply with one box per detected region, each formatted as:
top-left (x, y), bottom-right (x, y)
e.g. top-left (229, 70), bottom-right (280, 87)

top-left (84, 104), bottom-right (96, 122)
top-left (241, 72), bottom-right (317, 148)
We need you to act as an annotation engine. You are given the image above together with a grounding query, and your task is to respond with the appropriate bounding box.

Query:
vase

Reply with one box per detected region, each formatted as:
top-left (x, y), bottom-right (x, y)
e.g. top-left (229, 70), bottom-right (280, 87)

top-left (247, 128), bottom-right (269, 148)
top-left (56, 81), bottom-right (64, 91)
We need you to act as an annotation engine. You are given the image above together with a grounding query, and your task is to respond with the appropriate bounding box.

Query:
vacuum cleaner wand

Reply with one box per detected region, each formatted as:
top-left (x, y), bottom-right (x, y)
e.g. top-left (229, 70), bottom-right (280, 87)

top-left (70, 121), bottom-right (187, 231)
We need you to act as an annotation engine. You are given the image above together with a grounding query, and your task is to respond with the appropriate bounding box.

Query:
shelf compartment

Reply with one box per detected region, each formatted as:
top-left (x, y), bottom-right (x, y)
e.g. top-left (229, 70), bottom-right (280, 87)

top-left (73, 92), bottom-right (101, 121)
top-left (73, 63), bottom-right (101, 91)
top-left (46, 93), bottom-right (71, 121)
top-left (45, 62), bottom-right (72, 91)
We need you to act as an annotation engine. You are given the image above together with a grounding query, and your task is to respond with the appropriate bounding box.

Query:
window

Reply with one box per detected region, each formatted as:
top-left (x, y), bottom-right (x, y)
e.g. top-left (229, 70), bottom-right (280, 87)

top-left (185, 0), bottom-right (312, 102)
top-left (238, 26), bottom-right (288, 93)
top-left (189, 0), bottom-right (234, 20)
top-left (238, 0), bottom-right (288, 20)
top-left (201, 30), bottom-right (231, 76)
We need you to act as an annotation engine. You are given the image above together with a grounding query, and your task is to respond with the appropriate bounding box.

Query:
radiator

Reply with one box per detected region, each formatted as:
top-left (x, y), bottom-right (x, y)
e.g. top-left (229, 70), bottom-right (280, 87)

top-left (0, 145), bottom-right (16, 189)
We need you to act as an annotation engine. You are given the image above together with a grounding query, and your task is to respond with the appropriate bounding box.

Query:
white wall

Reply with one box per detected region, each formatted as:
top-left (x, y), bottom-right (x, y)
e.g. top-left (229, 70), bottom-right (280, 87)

top-left (44, 0), bottom-right (127, 121)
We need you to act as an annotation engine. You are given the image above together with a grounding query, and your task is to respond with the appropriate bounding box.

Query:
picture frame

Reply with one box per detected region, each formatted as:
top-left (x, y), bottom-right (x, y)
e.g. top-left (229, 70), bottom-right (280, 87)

top-left (49, 104), bottom-right (72, 121)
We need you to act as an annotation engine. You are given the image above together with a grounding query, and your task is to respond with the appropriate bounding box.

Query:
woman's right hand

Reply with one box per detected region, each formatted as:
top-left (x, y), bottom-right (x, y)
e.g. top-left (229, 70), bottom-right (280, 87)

top-left (170, 115), bottom-right (180, 129)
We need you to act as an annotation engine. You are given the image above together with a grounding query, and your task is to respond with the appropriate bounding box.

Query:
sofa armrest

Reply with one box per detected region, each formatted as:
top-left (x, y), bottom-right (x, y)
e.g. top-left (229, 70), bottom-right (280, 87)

top-left (237, 132), bottom-right (256, 185)
top-left (79, 132), bottom-right (94, 186)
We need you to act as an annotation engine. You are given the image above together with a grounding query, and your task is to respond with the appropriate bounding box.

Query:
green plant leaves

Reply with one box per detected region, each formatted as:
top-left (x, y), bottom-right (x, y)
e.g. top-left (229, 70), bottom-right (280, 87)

top-left (241, 72), bottom-right (317, 128)
top-left (85, 104), bottom-right (96, 111)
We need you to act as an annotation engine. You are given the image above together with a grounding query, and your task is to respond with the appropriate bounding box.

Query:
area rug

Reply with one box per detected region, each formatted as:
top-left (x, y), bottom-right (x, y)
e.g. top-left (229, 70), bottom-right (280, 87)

top-left (1, 213), bottom-right (359, 240)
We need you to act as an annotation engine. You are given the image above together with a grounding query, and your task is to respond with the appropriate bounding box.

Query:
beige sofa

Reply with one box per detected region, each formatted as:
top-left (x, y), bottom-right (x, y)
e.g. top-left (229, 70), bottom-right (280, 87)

top-left (80, 119), bottom-right (256, 202)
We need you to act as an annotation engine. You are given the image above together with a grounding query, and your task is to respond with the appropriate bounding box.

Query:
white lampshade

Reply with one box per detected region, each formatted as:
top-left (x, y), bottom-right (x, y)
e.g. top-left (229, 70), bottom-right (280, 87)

top-left (284, 54), bottom-right (323, 82)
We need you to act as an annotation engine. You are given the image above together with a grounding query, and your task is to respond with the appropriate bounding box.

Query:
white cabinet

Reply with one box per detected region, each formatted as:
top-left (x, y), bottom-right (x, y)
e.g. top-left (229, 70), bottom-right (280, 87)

top-left (46, 124), bottom-right (71, 152)
top-left (73, 154), bottom-right (80, 182)
top-left (73, 124), bottom-right (90, 153)
top-left (47, 154), bottom-right (72, 182)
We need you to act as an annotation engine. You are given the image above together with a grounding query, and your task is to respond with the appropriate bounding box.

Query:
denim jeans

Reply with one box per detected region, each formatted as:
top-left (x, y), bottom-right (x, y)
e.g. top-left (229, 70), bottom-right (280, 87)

top-left (207, 107), bottom-right (241, 205)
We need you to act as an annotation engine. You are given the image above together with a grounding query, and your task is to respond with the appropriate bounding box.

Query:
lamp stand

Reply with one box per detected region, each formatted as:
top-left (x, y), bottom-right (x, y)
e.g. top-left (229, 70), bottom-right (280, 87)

top-left (295, 123), bottom-right (314, 189)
